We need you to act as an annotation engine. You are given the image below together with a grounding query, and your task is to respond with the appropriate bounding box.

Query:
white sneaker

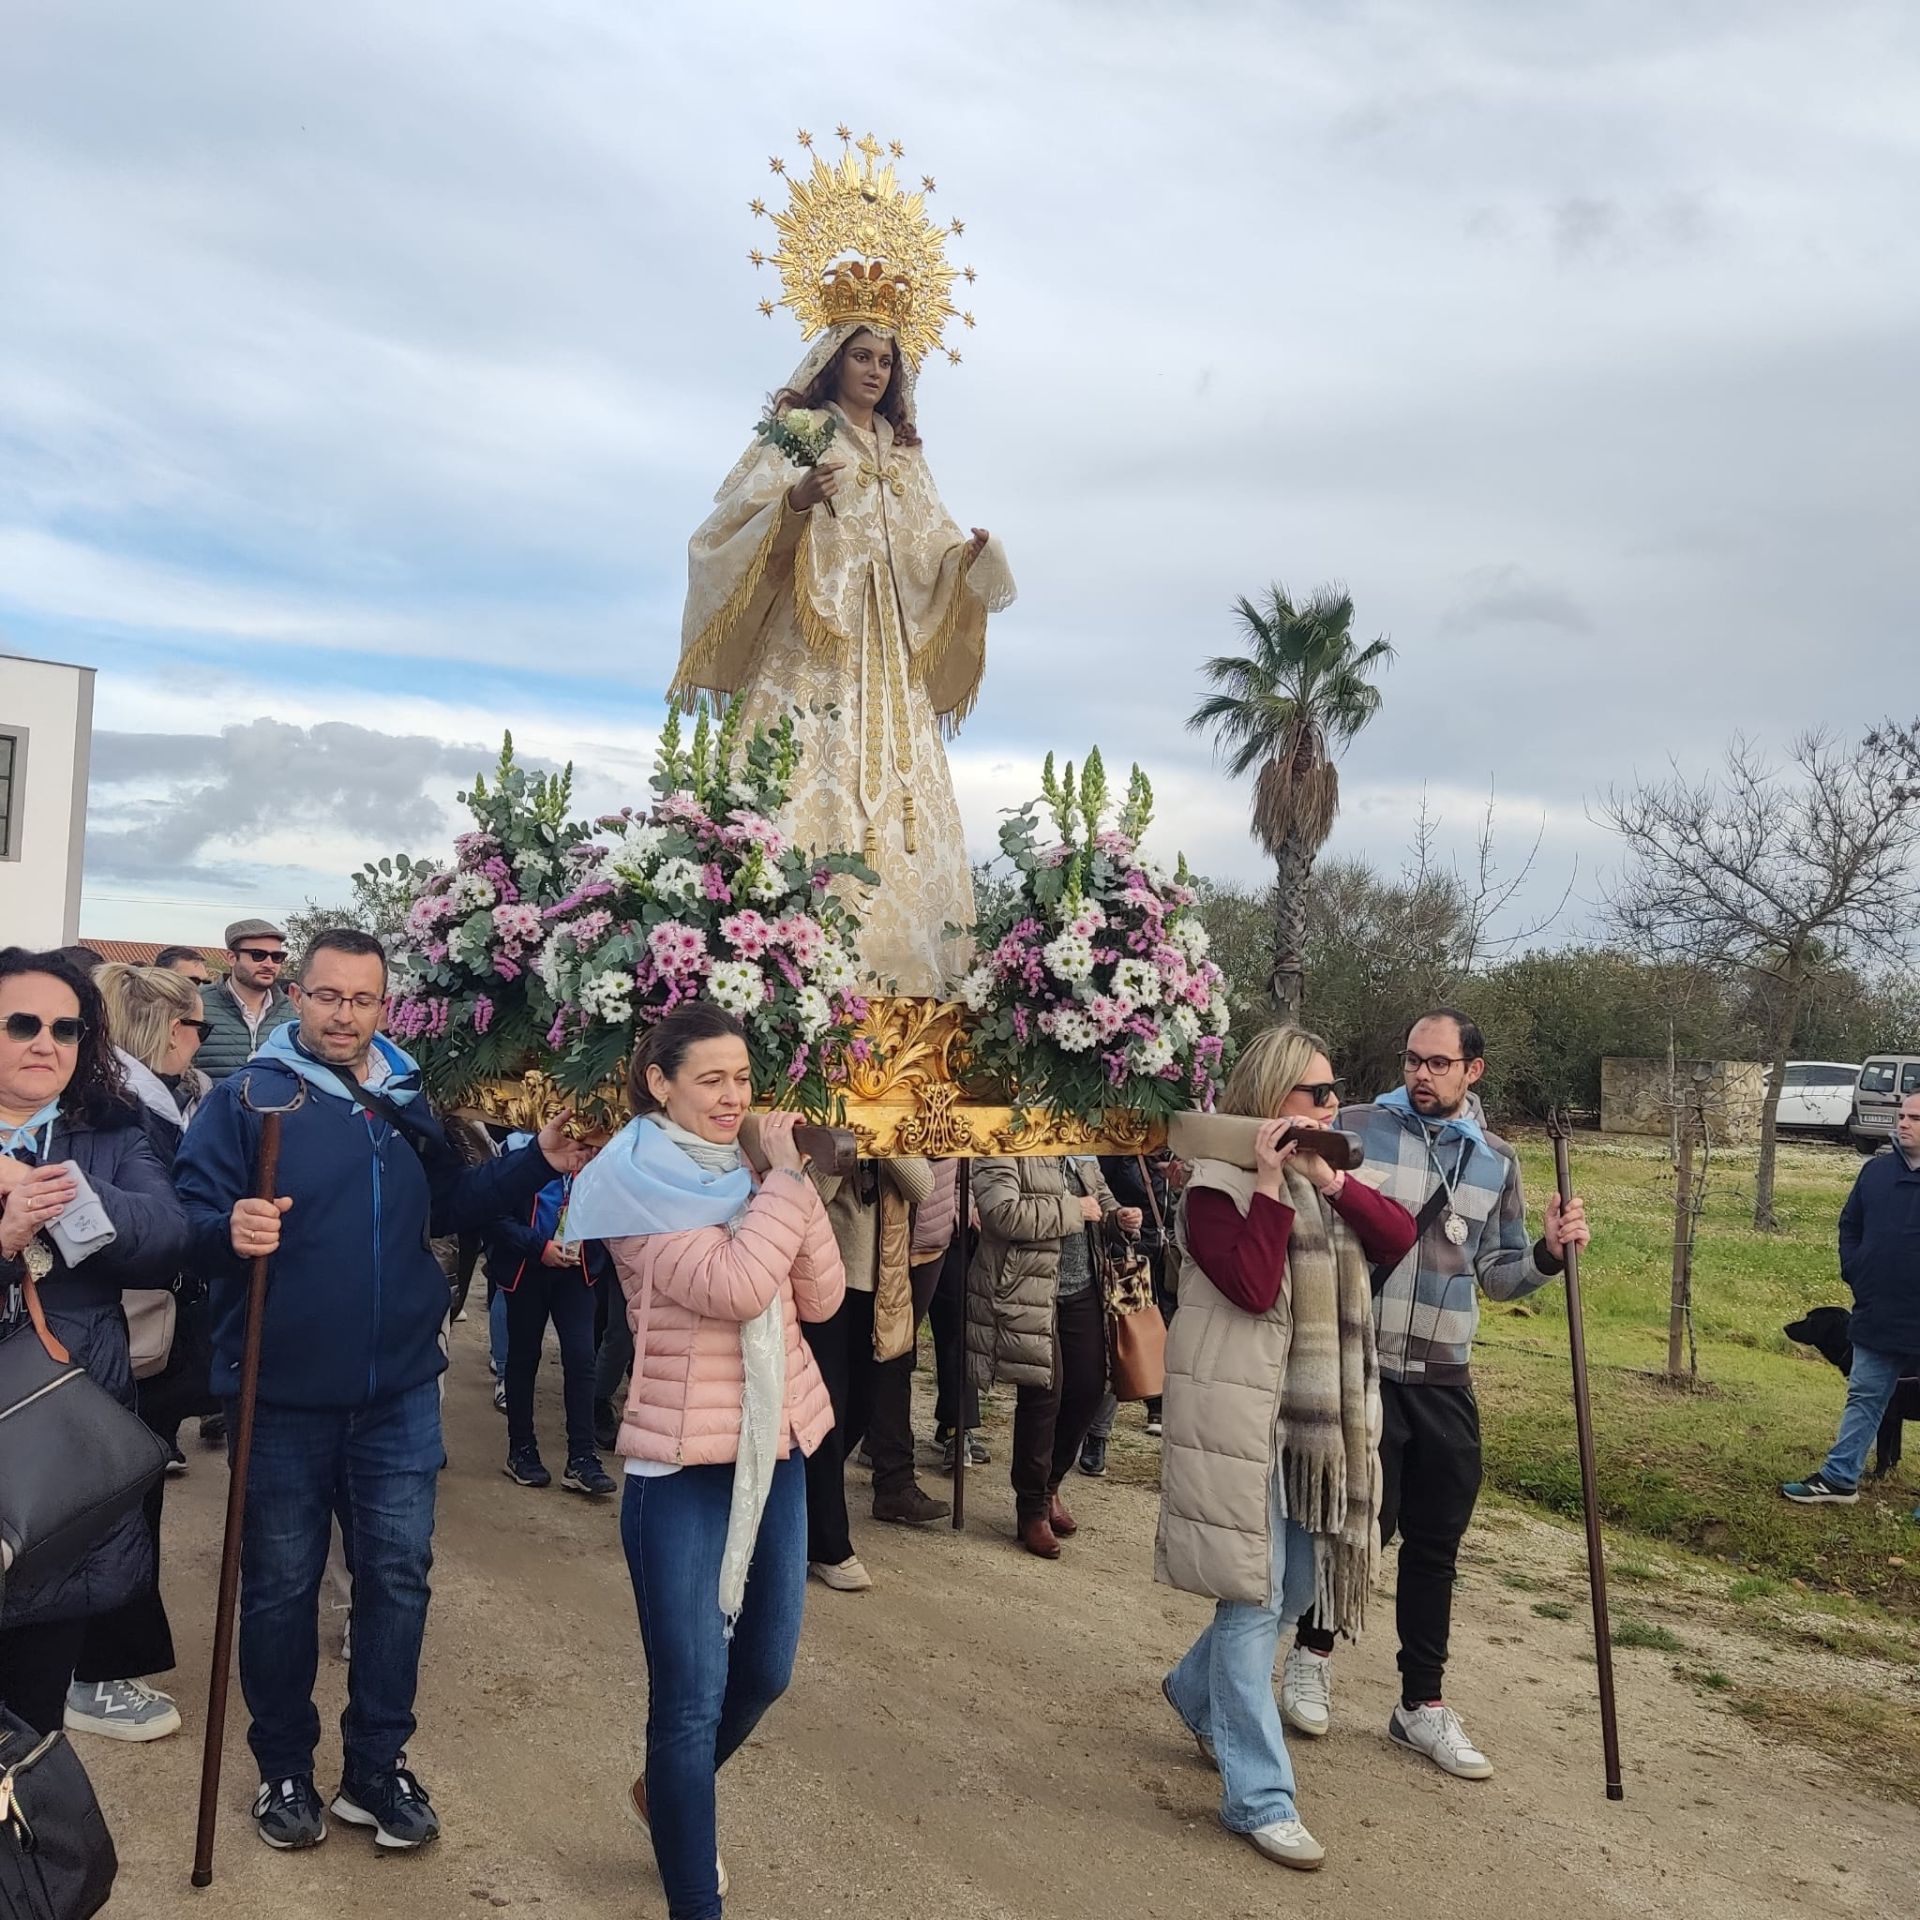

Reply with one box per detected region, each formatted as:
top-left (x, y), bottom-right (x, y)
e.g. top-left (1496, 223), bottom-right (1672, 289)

top-left (1244, 1818), bottom-right (1325, 1871)
top-left (1388, 1701), bottom-right (1494, 1779)
top-left (809, 1555), bottom-right (873, 1592)
top-left (1280, 1645), bottom-right (1332, 1737)
top-left (64, 1677), bottom-right (182, 1742)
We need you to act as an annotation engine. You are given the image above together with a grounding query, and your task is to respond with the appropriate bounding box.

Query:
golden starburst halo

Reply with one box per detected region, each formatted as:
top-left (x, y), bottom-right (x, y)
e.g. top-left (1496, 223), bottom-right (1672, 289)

top-left (747, 125), bottom-right (978, 368)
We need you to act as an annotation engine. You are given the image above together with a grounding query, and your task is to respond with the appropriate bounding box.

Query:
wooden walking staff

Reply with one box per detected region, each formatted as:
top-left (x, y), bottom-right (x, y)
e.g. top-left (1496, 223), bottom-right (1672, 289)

top-left (192, 1075), bottom-right (306, 1888)
top-left (951, 1157), bottom-right (972, 1531)
top-left (1547, 1110), bottom-right (1625, 1802)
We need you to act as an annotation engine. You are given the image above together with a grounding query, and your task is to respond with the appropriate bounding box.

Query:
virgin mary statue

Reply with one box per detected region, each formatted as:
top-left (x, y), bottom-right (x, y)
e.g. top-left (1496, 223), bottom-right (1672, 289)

top-left (673, 130), bottom-right (1015, 996)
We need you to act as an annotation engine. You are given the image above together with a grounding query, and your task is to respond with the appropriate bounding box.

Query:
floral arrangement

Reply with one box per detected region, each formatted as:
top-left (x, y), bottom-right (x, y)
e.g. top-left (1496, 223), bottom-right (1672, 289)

top-left (755, 405), bottom-right (837, 470)
top-left (383, 709), bottom-right (877, 1112)
top-left (957, 749), bottom-right (1234, 1123)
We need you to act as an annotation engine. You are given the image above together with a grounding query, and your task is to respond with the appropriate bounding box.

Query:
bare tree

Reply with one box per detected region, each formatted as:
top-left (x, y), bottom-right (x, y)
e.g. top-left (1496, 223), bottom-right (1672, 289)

top-left (1601, 730), bottom-right (1920, 1229)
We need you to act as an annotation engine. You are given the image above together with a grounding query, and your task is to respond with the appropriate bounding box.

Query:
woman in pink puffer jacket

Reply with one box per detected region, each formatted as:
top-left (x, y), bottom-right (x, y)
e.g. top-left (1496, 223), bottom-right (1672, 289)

top-left (561, 1003), bottom-right (845, 1920)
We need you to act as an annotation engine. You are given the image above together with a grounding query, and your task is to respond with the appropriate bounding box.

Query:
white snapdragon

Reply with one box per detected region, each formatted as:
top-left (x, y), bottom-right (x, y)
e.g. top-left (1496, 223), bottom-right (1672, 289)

top-left (651, 857), bottom-right (703, 903)
top-left (795, 984), bottom-right (833, 1038)
top-left (1111, 957), bottom-right (1160, 1009)
top-left (958, 966), bottom-right (996, 1012)
top-left (707, 959), bottom-right (766, 1015)
top-left (578, 969), bottom-right (635, 1023)
top-left (1051, 1008), bottom-right (1098, 1053)
top-left (1042, 931), bottom-right (1096, 983)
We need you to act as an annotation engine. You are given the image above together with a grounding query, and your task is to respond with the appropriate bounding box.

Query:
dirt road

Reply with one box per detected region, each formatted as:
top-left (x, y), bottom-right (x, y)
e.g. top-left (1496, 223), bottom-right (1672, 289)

top-left (87, 1321), bottom-right (1916, 1917)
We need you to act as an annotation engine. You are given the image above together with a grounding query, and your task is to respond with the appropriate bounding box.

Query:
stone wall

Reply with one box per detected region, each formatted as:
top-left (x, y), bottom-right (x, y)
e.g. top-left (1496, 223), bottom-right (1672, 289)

top-left (1599, 1057), bottom-right (1767, 1145)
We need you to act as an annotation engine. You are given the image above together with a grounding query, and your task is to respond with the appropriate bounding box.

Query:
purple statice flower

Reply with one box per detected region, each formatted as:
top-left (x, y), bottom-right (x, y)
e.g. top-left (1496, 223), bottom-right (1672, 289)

top-left (772, 949), bottom-right (804, 991)
top-left (545, 880), bottom-right (615, 919)
top-left (472, 994), bottom-right (494, 1035)
top-left (1104, 1051), bottom-right (1130, 1086)
top-left (1011, 1005), bottom-right (1031, 1042)
top-left (848, 1037), bottom-right (874, 1064)
top-left (493, 954), bottom-right (522, 982)
top-left (788, 1045), bottom-right (810, 1083)
top-left (546, 1012), bottom-right (570, 1049)
top-left (453, 831), bottom-right (501, 863)
top-left (701, 863), bottom-right (732, 904)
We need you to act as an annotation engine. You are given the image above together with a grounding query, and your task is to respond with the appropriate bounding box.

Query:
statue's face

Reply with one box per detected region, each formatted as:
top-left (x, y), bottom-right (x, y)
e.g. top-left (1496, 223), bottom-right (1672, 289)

top-left (833, 329), bottom-right (895, 411)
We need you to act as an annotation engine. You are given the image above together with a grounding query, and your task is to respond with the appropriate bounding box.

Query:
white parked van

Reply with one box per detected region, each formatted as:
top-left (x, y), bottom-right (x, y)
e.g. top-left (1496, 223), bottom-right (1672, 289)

top-left (1773, 1061), bottom-right (1862, 1139)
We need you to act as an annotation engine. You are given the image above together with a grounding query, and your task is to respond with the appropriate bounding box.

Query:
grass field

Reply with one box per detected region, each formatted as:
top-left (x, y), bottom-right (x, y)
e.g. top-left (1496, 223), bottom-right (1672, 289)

top-left (1477, 1130), bottom-right (1919, 1616)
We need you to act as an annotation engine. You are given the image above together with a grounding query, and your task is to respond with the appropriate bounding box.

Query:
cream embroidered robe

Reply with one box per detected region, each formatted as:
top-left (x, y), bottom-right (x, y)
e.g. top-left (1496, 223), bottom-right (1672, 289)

top-left (675, 409), bottom-right (1015, 995)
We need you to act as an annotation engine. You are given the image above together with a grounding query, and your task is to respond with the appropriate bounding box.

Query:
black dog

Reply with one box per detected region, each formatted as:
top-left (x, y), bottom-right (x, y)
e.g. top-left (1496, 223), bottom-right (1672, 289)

top-left (1783, 1307), bottom-right (1920, 1480)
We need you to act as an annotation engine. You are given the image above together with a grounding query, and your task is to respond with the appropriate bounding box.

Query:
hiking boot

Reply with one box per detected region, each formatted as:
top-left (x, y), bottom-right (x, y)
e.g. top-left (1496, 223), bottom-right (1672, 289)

top-left (1389, 1702), bottom-right (1494, 1780)
top-left (1245, 1817), bottom-right (1325, 1871)
top-left (332, 1764), bottom-right (440, 1849)
top-left (1781, 1470), bottom-right (1857, 1504)
top-left (65, 1677), bottom-right (182, 1743)
top-left (562, 1454), bottom-right (617, 1497)
top-left (873, 1483), bottom-right (950, 1527)
top-left (628, 1775), bottom-right (728, 1898)
top-left (253, 1774), bottom-right (327, 1851)
top-left (593, 1398), bottom-right (621, 1451)
top-left (1280, 1645), bottom-right (1333, 1738)
top-left (809, 1555), bottom-right (874, 1592)
top-left (1079, 1434), bottom-right (1108, 1478)
top-left (503, 1444), bottom-right (550, 1488)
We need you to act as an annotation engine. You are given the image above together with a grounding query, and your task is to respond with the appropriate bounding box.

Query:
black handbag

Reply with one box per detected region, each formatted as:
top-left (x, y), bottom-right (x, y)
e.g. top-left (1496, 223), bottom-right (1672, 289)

top-left (0, 1267), bottom-right (171, 1593)
top-left (0, 1707), bottom-right (118, 1920)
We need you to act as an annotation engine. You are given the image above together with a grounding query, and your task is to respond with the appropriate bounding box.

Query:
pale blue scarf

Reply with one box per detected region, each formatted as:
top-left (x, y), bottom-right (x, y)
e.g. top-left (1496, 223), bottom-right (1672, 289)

top-left (563, 1112), bottom-right (754, 1240)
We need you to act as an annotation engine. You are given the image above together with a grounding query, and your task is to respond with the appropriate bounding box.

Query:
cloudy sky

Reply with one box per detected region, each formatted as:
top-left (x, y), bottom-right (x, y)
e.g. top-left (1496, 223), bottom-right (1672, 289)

top-left (5, 1), bottom-right (1916, 946)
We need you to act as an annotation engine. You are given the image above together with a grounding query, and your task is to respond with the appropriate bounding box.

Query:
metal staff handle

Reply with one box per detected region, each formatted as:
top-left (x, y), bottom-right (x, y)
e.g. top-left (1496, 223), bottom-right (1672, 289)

top-left (1547, 1109), bottom-right (1625, 1802)
top-left (192, 1075), bottom-right (306, 1888)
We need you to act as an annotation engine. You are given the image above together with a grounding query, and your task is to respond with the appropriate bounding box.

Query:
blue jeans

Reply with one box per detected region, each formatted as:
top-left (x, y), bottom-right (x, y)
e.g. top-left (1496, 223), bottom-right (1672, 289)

top-left (235, 1383), bottom-right (442, 1782)
top-left (1821, 1344), bottom-right (1914, 1489)
top-left (622, 1454), bottom-right (807, 1920)
top-left (1165, 1494), bottom-right (1317, 1833)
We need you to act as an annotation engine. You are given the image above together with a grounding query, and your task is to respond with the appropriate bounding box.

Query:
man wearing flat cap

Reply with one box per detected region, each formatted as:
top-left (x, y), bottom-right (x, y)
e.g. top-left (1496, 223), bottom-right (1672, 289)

top-left (198, 917), bottom-right (299, 1081)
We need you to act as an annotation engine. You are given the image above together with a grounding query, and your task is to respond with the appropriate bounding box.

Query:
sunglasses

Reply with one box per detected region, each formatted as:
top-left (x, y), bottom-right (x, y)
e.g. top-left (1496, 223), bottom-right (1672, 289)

top-left (4, 1012), bottom-right (87, 1046)
top-left (233, 947), bottom-right (286, 965)
top-left (1295, 1080), bottom-right (1343, 1107)
top-left (177, 1017), bottom-right (214, 1039)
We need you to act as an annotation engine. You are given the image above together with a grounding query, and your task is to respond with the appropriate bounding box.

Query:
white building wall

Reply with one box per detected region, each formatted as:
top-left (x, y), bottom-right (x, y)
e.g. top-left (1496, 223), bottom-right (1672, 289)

top-left (0, 655), bottom-right (95, 949)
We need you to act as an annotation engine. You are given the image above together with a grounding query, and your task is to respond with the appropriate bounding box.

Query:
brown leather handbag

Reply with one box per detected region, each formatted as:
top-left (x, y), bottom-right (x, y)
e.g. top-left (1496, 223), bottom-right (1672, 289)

top-left (1101, 1244), bottom-right (1166, 1402)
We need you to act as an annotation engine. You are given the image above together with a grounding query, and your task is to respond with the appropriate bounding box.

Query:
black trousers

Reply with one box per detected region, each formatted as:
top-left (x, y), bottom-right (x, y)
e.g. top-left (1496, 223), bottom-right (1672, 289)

top-left (1010, 1287), bottom-right (1108, 1522)
top-left (0, 1617), bottom-right (88, 1736)
top-left (74, 1473), bottom-right (175, 1684)
top-left (928, 1231), bottom-right (980, 1434)
top-left (801, 1289), bottom-right (917, 1563)
top-left (502, 1264), bottom-right (598, 1460)
top-left (1297, 1379), bottom-right (1482, 1705)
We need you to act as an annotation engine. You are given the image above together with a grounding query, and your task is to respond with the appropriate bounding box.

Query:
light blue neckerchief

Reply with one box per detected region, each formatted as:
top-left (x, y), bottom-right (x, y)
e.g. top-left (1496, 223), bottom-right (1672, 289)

top-left (1377, 1084), bottom-right (1488, 1150)
top-left (0, 1100), bottom-right (62, 1160)
top-left (562, 1113), bottom-right (754, 1240)
top-left (253, 1023), bottom-right (423, 1106)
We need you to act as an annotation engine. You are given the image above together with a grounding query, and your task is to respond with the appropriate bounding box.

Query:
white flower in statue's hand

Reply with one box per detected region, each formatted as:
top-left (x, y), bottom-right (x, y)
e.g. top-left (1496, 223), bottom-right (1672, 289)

top-left (958, 967), bottom-right (996, 1013)
top-left (1111, 957), bottom-right (1159, 1010)
top-left (579, 969), bottom-right (635, 1022)
top-left (1043, 931), bottom-right (1095, 983)
top-left (795, 984), bottom-right (833, 1039)
top-left (812, 944), bottom-right (859, 992)
top-left (1051, 1007), bottom-right (1098, 1053)
top-left (707, 959), bottom-right (767, 1015)
top-left (652, 857), bottom-right (703, 902)
top-left (783, 407), bottom-right (825, 432)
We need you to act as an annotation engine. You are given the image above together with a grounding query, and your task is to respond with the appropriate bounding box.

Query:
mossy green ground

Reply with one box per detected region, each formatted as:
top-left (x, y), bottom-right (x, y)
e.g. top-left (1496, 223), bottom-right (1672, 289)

top-left (1478, 1132), bottom-right (1919, 1615)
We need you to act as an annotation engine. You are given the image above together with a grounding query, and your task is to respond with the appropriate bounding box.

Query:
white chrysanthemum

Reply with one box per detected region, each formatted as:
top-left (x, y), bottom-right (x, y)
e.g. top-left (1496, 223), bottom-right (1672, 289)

top-left (1171, 917), bottom-right (1212, 962)
top-left (1137, 855), bottom-right (1172, 890)
top-left (811, 944), bottom-right (859, 992)
top-left (1209, 994), bottom-right (1233, 1036)
top-left (1131, 1029), bottom-right (1176, 1075)
top-left (534, 937), bottom-right (567, 999)
top-left (449, 872), bottom-right (495, 911)
top-left (728, 779), bottom-right (758, 805)
top-left (1169, 1004), bottom-right (1202, 1047)
top-left (707, 959), bottom-right (765, 1015)
top-left (958, 966), bottom-right (996, 1013)
top-left (795, 984), bottom-right (833, 1039)
top-left (1043, 931), bottom-right (1095, 983)
top-left (610, 821), bottom-right (666, 879)
top-left (1052, 1008), bottom-right (1098, 1053)
top-left (578, 969), bottom-right (634, 1023)
top-left (745, 861), bottom-right (786, 903)
top-left (1111, 957), bottom-right (1160, 1009)
top-left (1064, 899), bottom-right (1107, 940)
top-left (518, 850), bottom-right (554, 879)
top-left (651, 857), bottom-right (703, 902)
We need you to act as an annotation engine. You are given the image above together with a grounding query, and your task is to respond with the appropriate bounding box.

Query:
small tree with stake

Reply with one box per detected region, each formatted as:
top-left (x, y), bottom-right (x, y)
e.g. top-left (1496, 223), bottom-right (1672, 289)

top-left (1601, 729), bottom-right (1920, 1231)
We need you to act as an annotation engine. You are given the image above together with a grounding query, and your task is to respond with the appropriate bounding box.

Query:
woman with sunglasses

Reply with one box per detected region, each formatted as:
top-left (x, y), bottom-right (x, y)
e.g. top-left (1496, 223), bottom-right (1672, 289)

top-left (1155, 1025), bottom-right (1417, 1872)
top-left (0, 948), bottom-right (189, 1737)
top-left (54, 963), bottom-right (217, 1745)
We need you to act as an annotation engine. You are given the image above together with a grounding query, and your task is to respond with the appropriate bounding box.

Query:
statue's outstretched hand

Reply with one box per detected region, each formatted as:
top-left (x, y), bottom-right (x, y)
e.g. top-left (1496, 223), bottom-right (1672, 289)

top-left (967, 527), bottom-right (990, 559)
top-left (789, 463), bottom-right (842, 513)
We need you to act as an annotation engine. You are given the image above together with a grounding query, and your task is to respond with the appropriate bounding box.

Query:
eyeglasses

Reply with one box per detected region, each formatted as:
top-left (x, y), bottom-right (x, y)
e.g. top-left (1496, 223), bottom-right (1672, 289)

top-left (1294, 1080), bottom-right (1343, 1108)
top-left (233, 947), bottom-right (286, 965)
top-left (4, 1013), bottom-right (87, 1046)
top-left (177, 1017), bottom-right (214, 1039)
top-left (1404, 1051), bottom-right (1469, 1076)
top-left (301, 988), bottom-right (383, 1012)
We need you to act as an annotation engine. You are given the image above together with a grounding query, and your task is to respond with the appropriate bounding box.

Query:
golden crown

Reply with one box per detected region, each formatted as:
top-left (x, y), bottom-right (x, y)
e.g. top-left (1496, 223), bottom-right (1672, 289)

top-left (750, 127), bottom-right (978, 368)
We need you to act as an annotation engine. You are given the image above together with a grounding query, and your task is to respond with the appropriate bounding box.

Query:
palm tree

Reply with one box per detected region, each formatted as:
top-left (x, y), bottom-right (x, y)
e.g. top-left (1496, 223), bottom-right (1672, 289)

top-left (1187, 583), bottom-right (1394, 1019)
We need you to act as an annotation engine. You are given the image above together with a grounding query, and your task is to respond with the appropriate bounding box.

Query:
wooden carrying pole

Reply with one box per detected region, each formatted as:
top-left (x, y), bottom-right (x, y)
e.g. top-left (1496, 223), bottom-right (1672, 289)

top-left (192, 1078), bottom-right (304, 1888)
top-left (1548, 1111), bottom-right (1625, 1802)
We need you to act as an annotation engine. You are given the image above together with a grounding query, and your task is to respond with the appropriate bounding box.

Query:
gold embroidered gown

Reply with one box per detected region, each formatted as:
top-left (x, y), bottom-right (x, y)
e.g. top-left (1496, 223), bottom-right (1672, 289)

top-left (675, 399), bottom-right (1015, 995)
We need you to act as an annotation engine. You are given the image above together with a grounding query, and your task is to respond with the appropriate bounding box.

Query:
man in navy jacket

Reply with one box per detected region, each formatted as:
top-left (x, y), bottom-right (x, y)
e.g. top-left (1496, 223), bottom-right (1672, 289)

top-left (1784, 1090), bottom-right (1920, 1510)
top-left (176, 929), bottom-right (586, 1855)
